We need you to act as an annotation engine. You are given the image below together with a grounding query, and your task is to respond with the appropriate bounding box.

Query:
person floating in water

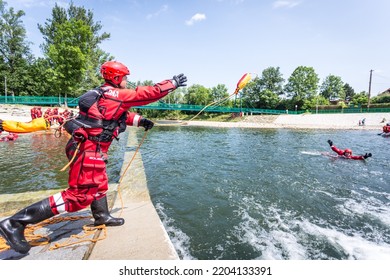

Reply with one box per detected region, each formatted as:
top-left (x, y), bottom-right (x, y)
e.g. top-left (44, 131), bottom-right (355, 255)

top-left (380, 122), bottom-right (390, 137)
top-left (327, 140), bottom-right (371, 160)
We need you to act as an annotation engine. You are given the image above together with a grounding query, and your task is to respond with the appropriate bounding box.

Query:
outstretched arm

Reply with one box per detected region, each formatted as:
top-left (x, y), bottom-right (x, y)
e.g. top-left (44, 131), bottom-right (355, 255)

top-left (121, 74), bottom-right (187, 107)
top-left (327, 139), bottom-right (344, 156)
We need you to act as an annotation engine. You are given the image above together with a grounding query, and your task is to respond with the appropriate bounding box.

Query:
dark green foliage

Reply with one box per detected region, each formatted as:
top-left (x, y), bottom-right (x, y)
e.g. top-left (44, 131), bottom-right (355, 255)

top-left (0, 0), bottom-right (33, 96)
top-left (0, 0), bottom-right (385, 114)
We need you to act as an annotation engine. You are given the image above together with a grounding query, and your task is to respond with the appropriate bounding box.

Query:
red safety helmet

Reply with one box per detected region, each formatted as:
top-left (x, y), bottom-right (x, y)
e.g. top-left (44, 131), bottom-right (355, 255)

top-left (100, 61), bottom-right (130, 86)
top-left (344, 149), bottom-right (352, 154)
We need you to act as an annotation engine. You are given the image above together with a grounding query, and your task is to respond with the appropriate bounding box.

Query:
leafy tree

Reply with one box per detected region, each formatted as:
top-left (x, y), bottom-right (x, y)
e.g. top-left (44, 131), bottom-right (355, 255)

top-left (183, 84), bottom-right (211, 105)
top-left (257, 89), bottom-right (280, 108)
top-left (260, 66), bottom-right (285, 95)
top-left (302, 95), bottom-right (329, 110)
top-left (343, 83), bottom-right (355, 100)
top-left (351, 92), bottom-right (368, 105)
top-left (0, 0), bottom-right (33, 96)
top-left (284, 66), bottom-right (319, 108)
top-left (48, 20), bottom-right (92, 98)
top-left (66, 3), bottom-right (111, 91)
top-left (81, 47), bottom-right (111, 93)
top-left (241, 67), bottom-right (284, 109)
top-left (241, 78), bottom-right (261, 108)
top-left (371, 92), bottom-right (390, 104)
top-left (26, 58), bottom-right (54, 96)
top-left (38, 1), bottom-right (110, 97)
top-left (241, 77), bottom-right (280, 109)
top-left (320, 74), bottom-right (345, 100)
top-left (210, 84), bottom-right (231, 106)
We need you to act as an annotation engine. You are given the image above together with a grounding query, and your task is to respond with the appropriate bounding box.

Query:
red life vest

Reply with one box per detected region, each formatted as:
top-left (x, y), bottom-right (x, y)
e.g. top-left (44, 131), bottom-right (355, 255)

top-left (64, 87), bottom-right (126, 142)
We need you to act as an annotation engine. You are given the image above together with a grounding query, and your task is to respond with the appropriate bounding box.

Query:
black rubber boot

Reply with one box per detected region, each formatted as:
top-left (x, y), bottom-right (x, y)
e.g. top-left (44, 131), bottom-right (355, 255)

top-left (90, 196), bottom-right (124, 227)
top-left (0, 198), bottom-right (55, 254)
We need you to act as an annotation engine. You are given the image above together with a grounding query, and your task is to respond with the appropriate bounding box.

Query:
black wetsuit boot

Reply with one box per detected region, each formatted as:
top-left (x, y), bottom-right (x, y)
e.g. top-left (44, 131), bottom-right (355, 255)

top-left (0, 198), bottom-right (55, 254)
top-left (91, 196), bottom-right (124, 226)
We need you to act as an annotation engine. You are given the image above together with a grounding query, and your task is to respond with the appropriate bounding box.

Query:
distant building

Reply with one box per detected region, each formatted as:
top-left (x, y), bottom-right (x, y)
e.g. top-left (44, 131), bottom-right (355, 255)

top-left (329, 96), bottom-right (341, 105)
top-left (381, 88), bottom-right (390, 95)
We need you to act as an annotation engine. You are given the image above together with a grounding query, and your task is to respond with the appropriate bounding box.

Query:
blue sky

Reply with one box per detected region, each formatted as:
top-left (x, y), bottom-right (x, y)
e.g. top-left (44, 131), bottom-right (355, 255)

top-left (6, 0), bottom-right (390, 96)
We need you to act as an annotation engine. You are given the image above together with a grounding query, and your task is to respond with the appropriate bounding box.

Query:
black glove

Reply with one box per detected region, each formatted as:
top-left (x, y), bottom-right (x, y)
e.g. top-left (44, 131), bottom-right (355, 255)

top-left (139, 118), bottom-right (154, 131)
top-left (363, 153), bottom-right (372, 159)
top-left (172, 73), bottom-right (187, 88)
top-left (327, 140), bottom-right (333, 146)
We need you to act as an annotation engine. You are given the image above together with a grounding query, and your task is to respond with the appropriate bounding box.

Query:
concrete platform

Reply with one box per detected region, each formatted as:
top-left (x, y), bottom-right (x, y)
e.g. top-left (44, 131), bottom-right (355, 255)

top-left (0, 127), bottom-right (178, 260)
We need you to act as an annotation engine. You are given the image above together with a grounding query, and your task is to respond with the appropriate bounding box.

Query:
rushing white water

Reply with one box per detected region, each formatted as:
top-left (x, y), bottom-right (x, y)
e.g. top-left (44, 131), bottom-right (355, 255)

top-left (1, 127), bottom-right (388, 260)
top-left (142, 126), bottom-right (390, 260)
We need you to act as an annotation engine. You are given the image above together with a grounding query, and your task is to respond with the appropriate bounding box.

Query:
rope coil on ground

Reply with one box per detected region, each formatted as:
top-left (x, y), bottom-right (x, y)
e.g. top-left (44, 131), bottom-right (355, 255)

top-left (0, 216), bottom-right (106, 252)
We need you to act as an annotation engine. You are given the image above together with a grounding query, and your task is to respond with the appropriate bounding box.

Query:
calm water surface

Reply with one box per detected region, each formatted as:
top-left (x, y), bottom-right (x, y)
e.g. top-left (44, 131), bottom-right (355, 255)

top-left (0, 126), bottom-right (389, 260)
top-left (0, 131), bottom-right (127, 194)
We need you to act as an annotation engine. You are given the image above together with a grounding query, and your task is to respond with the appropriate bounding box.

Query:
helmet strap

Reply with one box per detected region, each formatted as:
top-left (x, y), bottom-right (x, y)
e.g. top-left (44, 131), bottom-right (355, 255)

top-left (105, 80), bottom-right (120, 88)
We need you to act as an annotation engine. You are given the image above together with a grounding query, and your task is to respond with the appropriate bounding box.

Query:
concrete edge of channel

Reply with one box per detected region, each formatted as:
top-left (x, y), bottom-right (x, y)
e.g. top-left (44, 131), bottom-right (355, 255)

top-left (86, 127), bottom-right (179, 260)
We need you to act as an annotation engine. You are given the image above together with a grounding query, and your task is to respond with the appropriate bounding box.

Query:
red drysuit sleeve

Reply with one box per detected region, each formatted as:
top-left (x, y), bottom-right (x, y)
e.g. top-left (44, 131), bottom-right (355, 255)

top-left (125, 112), bottom-right (142, 127)
top-left (331, 145), bottom-right (344, 156)
top-left (119, 80), bottom-right (176, 107)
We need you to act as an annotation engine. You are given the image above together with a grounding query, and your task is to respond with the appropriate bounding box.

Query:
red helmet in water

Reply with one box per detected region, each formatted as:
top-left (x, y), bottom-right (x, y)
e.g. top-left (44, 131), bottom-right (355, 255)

top-left (100, 61), bottom-right (130, 87)
top-left (344, 148), bottom-right (352, 155)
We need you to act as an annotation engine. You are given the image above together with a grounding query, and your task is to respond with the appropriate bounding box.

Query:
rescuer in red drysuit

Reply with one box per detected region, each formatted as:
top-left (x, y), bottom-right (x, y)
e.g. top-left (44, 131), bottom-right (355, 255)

top-left (31, 107), bottom-right (43, 120)
top-left (0, 132), bottom-right (18, 142)
top-left (30, 107), bottom-right (38, 119)
top-left (327, 139), bottom-right (371, 160)
top-left (36, 107), bottom-right (42, 118)
top-left (381, 123), bottom-right (390, 136)
top-left (0, 61), bottom-right (187, 254)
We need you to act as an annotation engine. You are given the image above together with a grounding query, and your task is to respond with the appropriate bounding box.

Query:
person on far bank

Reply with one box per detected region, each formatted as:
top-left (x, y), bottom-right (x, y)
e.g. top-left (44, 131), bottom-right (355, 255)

top-left (327, 140), bottom-right (371, 160)
top-left (0, 60), bottom-right (187, 254)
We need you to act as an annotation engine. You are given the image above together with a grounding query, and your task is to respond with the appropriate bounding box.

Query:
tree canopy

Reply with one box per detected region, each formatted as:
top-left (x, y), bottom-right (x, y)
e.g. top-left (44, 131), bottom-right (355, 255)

top-left (320, 74), bottom-right (345, 100)
top-left (0, 0), bottom-right (32, 96)
top-left (37, 2), bottom-right (111, 97)
top-left (285, 66), bottom-right (319, 101)
top-left (0, 0), bottom-right (382, 111)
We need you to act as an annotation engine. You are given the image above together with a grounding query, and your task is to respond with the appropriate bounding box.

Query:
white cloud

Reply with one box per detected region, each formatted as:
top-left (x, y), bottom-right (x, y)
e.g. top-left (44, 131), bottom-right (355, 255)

top-left (185, 13), bottom-right (206, 26)
top-left (146, 5), bottom-right (168, 20)
top-left (272, 1), bottom-right (301, 9)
